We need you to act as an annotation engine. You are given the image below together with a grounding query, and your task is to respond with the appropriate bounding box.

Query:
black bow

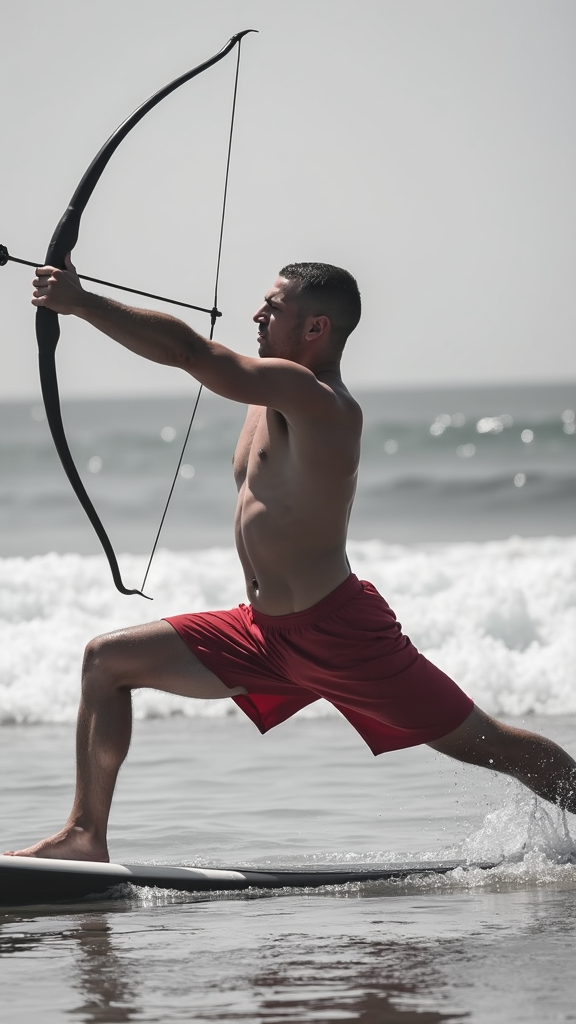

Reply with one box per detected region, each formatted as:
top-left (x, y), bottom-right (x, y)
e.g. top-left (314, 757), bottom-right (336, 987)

top-left (35, 30), bottom-right (255, 598)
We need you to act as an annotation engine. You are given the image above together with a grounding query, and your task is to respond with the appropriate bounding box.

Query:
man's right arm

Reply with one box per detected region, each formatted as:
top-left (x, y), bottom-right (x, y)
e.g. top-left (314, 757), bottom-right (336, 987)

top-left (33, 259), bottom-right (208, 370)
top-left (32, 262), bottom-right (340, 422)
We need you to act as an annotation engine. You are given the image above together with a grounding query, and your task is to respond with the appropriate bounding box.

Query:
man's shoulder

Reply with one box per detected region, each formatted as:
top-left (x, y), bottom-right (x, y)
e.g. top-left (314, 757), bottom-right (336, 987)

top-left (271, 378), bottom-right (362, 459)
top-left (259, 362), bottom-right (362, 433)
top-left (317, 377), bottom-right (363, 427)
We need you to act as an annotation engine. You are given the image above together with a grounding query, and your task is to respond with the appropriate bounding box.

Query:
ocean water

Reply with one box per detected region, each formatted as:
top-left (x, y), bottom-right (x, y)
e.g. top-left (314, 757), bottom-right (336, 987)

top-left (1, 535), bottom-right (575, 726)
top-left (1, 383), bottom-right (576, 1022)
top-left (3, 716), bottom-right (576, 1023)
top-left (0, 382), bottom-right (574, 556)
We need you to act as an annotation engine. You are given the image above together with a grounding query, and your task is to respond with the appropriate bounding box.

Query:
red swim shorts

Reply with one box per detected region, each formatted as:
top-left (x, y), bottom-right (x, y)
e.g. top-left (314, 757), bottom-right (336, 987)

top-left (165, 573), bottom-right (473, 756)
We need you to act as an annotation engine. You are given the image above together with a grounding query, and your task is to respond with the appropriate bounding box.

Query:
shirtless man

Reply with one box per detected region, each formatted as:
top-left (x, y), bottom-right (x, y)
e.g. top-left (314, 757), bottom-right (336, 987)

top-left (8, 260), bottom-right (576, 862)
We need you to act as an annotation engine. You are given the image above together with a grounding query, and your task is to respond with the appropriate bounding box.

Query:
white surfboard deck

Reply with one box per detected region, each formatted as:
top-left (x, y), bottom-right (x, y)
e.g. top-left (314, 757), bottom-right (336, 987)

top-left (0, 853), bottom-right (500, 905)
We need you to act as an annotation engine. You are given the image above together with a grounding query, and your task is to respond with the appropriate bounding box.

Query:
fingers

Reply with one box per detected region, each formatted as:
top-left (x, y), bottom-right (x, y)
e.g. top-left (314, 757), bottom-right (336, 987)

top-left (32, 265), bottom-right (59, 307)
top-left (31, 253), bottom-right (82, 311)
top-left (33, 265), bottom-right (57, 287)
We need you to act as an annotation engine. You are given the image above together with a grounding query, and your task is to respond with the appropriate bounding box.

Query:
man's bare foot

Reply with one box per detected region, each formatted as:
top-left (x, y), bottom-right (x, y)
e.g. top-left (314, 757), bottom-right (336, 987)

top-left (3, 826), bottom-right (109, 862)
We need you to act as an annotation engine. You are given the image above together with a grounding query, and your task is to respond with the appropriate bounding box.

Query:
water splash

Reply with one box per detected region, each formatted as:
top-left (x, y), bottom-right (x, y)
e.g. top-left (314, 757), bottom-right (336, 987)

top-left (461, 788), bottom-right (576, 864)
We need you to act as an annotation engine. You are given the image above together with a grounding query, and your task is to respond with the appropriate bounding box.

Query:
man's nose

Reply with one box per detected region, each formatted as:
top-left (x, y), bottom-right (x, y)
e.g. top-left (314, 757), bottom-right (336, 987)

top-left (253, 306), bottom-right (267, 323)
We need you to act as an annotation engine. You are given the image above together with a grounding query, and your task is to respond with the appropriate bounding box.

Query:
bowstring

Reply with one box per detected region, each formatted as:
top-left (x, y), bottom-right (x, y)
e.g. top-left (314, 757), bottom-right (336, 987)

top-left (140, 38), bottom-right (245, 593)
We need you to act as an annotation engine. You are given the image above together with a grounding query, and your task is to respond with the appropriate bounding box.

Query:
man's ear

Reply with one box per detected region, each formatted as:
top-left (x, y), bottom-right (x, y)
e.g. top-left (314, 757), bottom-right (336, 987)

top-left (305, 315), bottom-right (330, 341)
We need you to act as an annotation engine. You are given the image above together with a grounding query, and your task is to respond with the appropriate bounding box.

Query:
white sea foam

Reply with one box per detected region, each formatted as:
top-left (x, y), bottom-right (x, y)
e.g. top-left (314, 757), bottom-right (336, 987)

top-left (1, 536), bottom-right (575, 724)
top-left (426, 790), bottom-right (576, 892)
top-left (282, 788), bottom-right (576, 893)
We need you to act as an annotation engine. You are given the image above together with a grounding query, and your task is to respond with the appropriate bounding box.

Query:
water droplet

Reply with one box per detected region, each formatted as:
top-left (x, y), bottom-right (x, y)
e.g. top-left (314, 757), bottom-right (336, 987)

top-left (521, 429), bottom-right (534, 443)
top-left (383, 439), bottom-right (398, 454)
top-left (88, 456), bottom-right (103, 474)
top-left (180, 464), bottom-right (195, 479)
top-left (514, 473), bottom-right (526, 488)
top-left (161, 426), bottom-right (176, 442)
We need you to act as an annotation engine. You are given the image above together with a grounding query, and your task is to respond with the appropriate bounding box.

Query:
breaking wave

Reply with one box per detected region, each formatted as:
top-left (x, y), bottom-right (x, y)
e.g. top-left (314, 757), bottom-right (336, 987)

top-left (1, 536), bottom-right (575, 724)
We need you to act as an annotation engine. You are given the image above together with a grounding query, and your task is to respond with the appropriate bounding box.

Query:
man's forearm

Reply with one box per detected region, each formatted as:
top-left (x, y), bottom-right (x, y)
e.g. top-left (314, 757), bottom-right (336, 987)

top-left (76, 291), bottom-right (206, 370)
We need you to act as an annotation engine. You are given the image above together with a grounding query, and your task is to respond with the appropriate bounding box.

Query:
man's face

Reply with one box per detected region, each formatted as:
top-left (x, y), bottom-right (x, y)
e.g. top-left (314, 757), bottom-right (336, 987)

top-left (253, 277), bottom-right (306, 360)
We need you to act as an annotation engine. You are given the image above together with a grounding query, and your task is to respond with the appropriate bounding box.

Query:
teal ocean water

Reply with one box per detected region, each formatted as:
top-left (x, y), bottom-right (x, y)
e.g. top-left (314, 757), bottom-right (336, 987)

top-left (1, 382), bottom-right (576, 1022)
top-left (0, 383), bottom-right (574, 556)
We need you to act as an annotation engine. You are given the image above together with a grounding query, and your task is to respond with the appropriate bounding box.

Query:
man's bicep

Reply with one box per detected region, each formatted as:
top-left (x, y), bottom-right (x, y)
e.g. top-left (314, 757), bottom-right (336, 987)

top-left (184, 343), bottom-right (327, 411)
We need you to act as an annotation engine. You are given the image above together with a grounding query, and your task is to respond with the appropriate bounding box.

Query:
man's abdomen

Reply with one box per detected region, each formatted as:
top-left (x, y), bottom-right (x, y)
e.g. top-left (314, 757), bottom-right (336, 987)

top-left (234, 491), bottom-right (350, 616)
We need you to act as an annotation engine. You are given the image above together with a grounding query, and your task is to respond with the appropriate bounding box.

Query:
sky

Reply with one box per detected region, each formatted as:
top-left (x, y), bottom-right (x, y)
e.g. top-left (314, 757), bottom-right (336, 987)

top-left (1, 0), bottom-right (575, 399)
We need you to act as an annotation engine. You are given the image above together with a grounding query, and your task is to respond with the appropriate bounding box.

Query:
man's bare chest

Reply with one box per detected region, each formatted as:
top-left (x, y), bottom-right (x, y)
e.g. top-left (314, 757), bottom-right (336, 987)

top-left (232, 407), bottom-right (287, 488)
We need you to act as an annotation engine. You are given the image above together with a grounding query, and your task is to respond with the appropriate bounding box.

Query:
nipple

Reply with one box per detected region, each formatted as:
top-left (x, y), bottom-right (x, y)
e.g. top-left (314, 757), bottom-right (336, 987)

top-left (251, 578), bottom-right (259, 591)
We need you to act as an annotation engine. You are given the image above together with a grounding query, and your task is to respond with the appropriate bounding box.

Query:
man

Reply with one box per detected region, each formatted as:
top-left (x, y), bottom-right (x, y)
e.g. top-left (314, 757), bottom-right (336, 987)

top-left (7, 260), bottom-right (576, 862)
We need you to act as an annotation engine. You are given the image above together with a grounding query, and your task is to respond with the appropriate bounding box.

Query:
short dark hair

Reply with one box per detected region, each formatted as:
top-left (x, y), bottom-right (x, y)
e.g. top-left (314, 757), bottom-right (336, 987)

top-left (279, 262), bottom-right (361, 348)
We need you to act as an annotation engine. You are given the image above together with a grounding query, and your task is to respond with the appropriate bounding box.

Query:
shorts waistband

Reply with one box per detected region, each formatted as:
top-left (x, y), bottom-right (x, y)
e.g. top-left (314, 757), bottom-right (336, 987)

top-left (251, 573), bottom-right (363, 630)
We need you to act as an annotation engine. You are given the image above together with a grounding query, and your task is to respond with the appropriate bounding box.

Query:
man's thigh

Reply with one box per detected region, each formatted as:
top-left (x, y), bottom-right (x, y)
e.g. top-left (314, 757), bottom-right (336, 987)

top-left (88, 619), bottom-right (247, 700)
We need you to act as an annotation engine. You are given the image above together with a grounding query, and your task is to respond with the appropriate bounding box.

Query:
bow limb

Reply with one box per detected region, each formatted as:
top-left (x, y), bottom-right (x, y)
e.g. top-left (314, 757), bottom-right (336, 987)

top-left (36, 30), bottom-right (256, 598)
top-left (38, 331), bottom-right (147, 597)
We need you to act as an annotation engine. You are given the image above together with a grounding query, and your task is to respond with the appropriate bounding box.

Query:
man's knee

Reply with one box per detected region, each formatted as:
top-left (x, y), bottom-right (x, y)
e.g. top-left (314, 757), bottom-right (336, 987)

top-left (82, 631), bottom-right (132, 692)
top-left (429, 706), bottom-right (548, 774)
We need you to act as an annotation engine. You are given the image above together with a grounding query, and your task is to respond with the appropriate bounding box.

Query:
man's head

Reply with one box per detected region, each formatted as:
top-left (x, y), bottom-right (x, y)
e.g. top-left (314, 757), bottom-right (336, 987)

top-left (279, 263), bottom-right (361, 351)
top-left (253, 262), bottom-right (361, 363)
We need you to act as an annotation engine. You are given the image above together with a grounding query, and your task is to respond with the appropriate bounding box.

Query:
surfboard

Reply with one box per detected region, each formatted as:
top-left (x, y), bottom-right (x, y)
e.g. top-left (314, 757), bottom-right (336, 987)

top-left (0, 853), bottom-right (499, 906)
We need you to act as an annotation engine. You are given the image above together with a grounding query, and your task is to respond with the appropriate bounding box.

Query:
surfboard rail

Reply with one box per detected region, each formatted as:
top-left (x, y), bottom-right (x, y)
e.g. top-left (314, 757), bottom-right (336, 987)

top-left (0, 854), bottom-right (499, 906)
